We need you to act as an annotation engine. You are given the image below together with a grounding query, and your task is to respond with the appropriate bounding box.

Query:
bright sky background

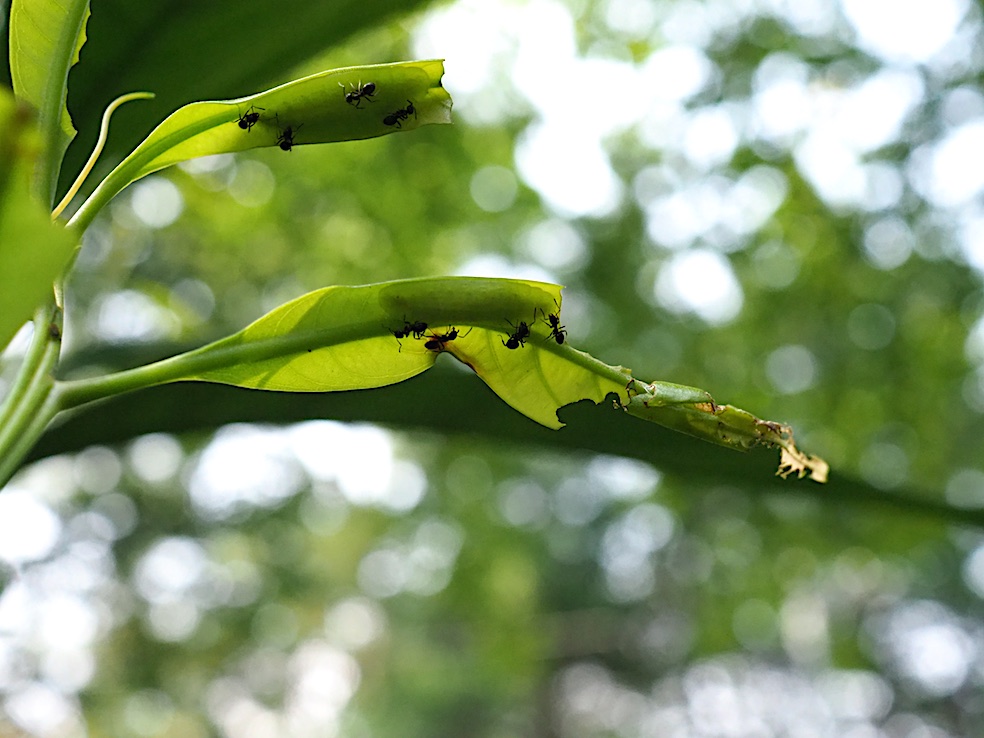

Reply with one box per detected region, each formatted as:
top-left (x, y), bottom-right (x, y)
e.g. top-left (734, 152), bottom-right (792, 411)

top-left (414, 0), bottom-right (981, 323)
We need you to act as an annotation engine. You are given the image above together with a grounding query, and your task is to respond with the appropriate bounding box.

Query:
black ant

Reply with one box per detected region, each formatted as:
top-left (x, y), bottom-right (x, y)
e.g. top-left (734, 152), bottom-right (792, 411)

top-left (538, 307), bottom-right (567, 344)
top-left (383, 100), bottom-right (417, 128)
top-left (392, 318), bottom-right (428, 340)
top-left (390, 318), bottom-right (429, 350)
top-left (425, 326), bottom-right (470, 352)
top-left (237, 105), bottom-right (264, 132)
top-left (501, 320), bottom-right (531, 350)
top-left (340, 81), bottom-right (376, 108)
top-left (276, 121), bottom-right (302, 152)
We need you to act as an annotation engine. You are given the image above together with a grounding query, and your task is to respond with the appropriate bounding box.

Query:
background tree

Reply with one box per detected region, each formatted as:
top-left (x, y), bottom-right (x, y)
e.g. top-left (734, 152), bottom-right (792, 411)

top-left (1, 0), bottom-right (983, 736)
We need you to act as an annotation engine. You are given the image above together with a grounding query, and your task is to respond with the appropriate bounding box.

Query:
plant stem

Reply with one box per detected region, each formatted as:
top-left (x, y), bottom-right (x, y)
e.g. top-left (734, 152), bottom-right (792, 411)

top-left (0, 309), bottom-right (50, 427)
top-left (0, 304), bottom-right (62, 487)
top-left (0, 389), bottom-right (61, 486)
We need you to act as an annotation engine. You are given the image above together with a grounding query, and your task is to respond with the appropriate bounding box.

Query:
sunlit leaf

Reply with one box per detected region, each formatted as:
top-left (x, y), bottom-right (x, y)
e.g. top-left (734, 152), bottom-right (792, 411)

top-left (175, 278), bottom-right (562, 402)
top-left (443, 331), bottom-right (631, 429)
top-left (8, 0), bottom-right (90, 204)
top-left (59, 278), bottom-right (621, 430)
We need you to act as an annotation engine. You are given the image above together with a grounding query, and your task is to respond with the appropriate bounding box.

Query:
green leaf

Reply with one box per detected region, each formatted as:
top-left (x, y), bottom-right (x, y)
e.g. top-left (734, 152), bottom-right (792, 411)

top-left (0, 89), bottom-right (79, 350)
top-left (54, 277), bottom-right (829, 478)
top-left (8, 0), bottom-right (90, 204)
top-left (444, 333), bottom-right (631, 430)
top-left (69, 60), bottom-right (451, 232)
top-left (155, 278), bottom-right (575, 421)
top-left (56, 278), bottom-right (619, 429)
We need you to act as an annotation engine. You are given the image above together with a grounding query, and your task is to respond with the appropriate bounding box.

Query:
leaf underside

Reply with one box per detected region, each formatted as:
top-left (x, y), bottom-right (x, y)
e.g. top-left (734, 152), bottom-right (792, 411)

top-left (176, 277), bottom-right (601, 430)
top-left (58, 0), bottom-right (437, 197)
top-left (77, 60), bottom-right (450, 225)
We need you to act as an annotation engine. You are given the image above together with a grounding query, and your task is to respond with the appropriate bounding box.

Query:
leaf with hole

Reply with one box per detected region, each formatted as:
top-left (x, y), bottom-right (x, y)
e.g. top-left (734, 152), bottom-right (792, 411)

top-left (54, 277), bottom-right (829, 479)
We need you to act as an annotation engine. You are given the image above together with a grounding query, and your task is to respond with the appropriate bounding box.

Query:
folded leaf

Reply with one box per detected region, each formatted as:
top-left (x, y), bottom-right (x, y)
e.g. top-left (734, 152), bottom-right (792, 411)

top-left (623, 380), bottom-right (830, 482)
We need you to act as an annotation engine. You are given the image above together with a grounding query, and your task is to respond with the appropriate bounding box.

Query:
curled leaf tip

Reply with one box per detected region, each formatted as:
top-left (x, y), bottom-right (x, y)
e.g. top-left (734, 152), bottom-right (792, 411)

top-left (622, 378), bottom-right (829, 481)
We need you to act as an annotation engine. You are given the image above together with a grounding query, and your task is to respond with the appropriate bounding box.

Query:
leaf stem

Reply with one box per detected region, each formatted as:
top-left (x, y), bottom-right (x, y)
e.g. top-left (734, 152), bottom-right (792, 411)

top-left (0, 305), bottom-right (58, 426)
top-left (54, 332), bottom-right (317, 411)
top-left (0, 390), bottom-right (61, 487)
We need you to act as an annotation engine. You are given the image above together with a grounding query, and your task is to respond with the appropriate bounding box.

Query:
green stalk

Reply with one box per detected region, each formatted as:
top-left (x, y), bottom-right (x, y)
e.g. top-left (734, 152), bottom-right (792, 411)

top-left (0, 390), bottom-right (61, 486)
top-left (53, 331), bottom-right (322, 411)
top-left (0, 307), bottom-right (55, 427)
top-left (55, 354), bottom-right (204, 411)
top-left (0, 314), bottom-right (249, 485)
top-left (0, 308), bottom-right (184, 485)
top-left (0, 304), bottom-right (62, 486)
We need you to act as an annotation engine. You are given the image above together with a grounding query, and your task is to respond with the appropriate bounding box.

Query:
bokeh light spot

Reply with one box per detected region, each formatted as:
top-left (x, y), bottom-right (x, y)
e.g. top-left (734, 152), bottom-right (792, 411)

top-left (0, 491), bottom-right (61, 564)
top-left (863, 217), bottom-right (914, 270)
top-left (129, 177), bottom-right (184, 229)
top-left (228, 160), bottom-right (276, 208)
top-left (655, 249), bottom-right (743, 324)
top-left (847, 303), bottom-right (896, 350)
top-left (840, 0), bottom-right (968, 64)
top-left (470, 165), bottom-right (518, 212)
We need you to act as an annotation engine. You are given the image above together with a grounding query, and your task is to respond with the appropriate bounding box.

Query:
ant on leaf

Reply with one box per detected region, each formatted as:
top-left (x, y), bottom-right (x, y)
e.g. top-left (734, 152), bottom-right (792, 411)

top-left (237, 105), bottom-right (264, 132)
top-left (275, 115), bottom-right (303, 151)
top-left (425, 326), bottom-right (471, 352)
top-left (502, 319), bottom-right (531, 350)
top-left (538, 306), bottom-right (567, 345)
top-left (383, 100), bottom-right (417, 129)
top-left (340, 81), bottom-right (377, 108)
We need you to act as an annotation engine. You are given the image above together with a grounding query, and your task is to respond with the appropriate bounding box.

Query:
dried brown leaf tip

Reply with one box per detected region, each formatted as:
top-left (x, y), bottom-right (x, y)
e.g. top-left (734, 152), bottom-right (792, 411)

top-left (777, 445), bottom-right (830, 484)
top-left (754, 420), bottom-right (828, 483)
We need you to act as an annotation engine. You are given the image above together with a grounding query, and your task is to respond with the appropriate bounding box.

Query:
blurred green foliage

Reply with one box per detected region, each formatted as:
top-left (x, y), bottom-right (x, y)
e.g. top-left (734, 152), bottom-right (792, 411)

top-left (4, 0), bottom-right (984, 736)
